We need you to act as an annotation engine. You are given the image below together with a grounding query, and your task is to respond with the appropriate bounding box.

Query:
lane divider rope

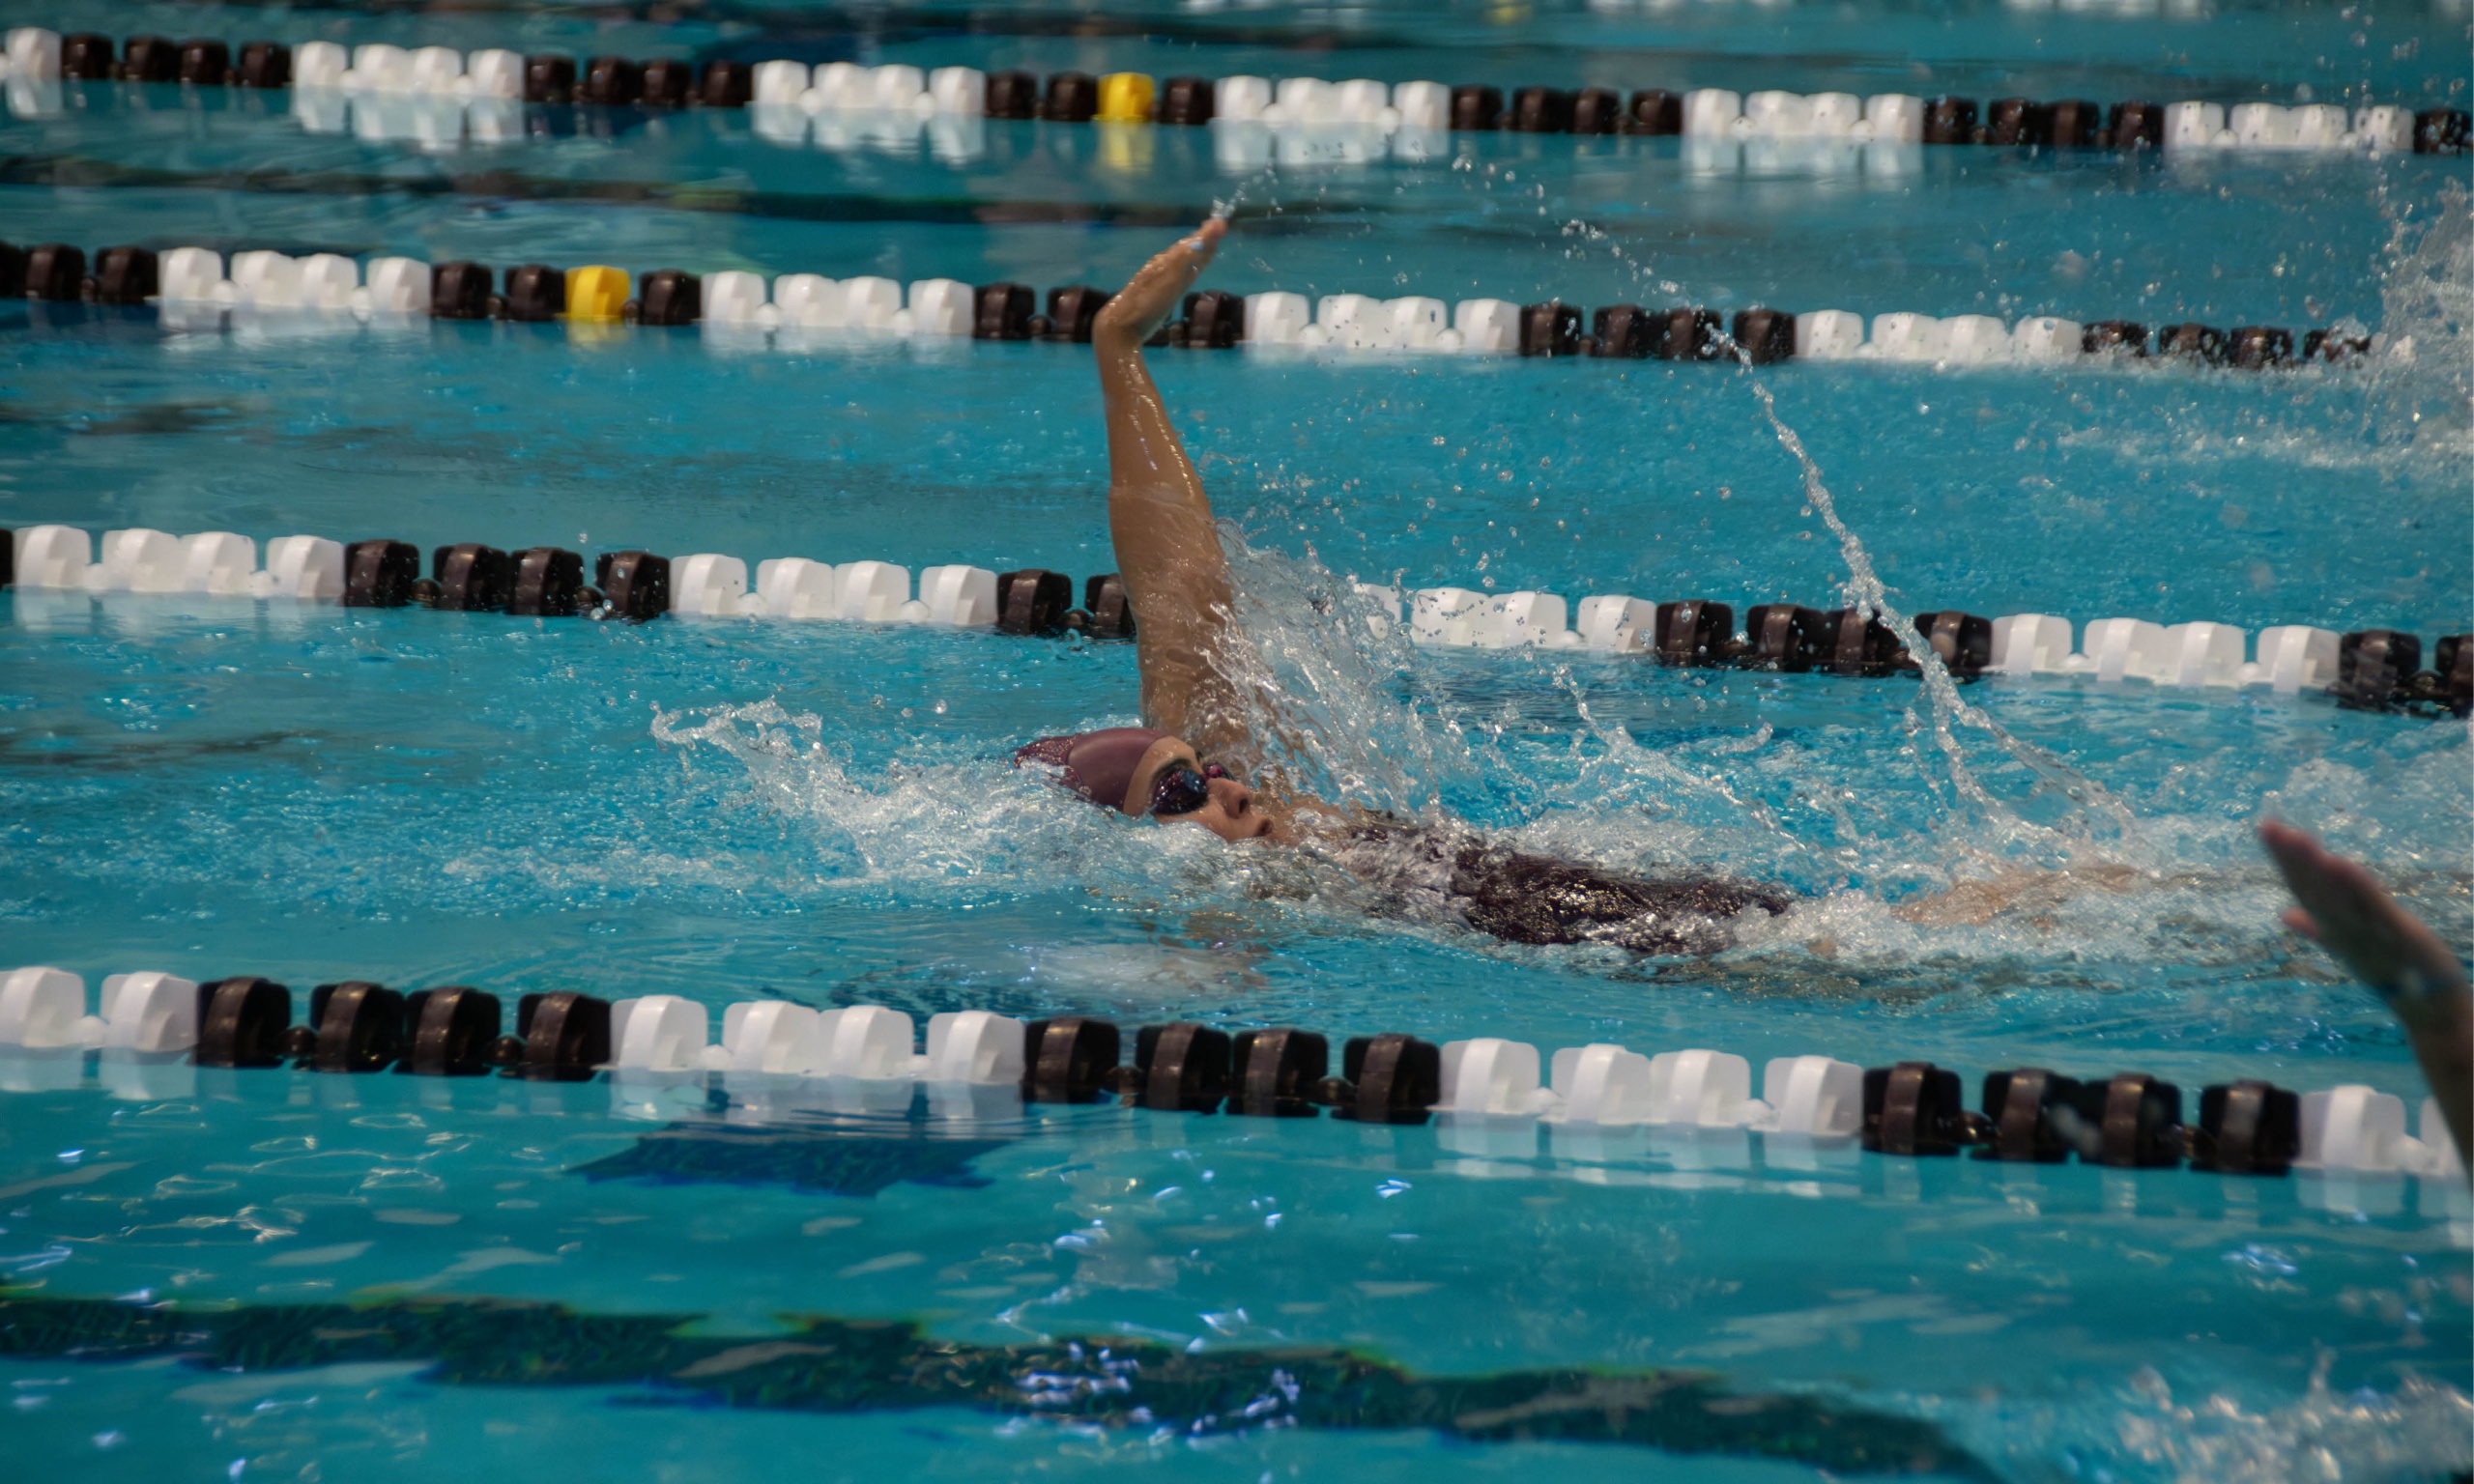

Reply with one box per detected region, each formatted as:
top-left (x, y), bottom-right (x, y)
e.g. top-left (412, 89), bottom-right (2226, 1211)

top-left (0, 968), bottom-right (2461, 1204)
top-left (5, 237), bottom-right (2396, 373)
top-left (6, 526), bottom-right (2466, 716)
top-left (1356, 587), bottom-right (2470, 714)
top-left (5, 27), bottom-right (2467, 161)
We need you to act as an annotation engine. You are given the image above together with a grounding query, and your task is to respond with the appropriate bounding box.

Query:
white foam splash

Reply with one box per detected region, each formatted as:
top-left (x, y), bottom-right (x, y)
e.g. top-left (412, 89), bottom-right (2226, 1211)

top-left (644, 696), bottom-right (1372, 919)
top-left (648, 698), bottom-right (1124, 888)
top-left (2363, 178), bottom-right (2473, 458)
top-left (1975, 1360), bottom-right (2474, 1484)
top-left (1213, 534), bottom-right (1472, 818)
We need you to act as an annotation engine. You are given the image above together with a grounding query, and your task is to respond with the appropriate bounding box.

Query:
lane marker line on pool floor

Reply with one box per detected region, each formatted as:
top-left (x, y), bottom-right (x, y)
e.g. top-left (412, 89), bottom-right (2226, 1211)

top-left (0, 1283), bottom-right (1999, 1469)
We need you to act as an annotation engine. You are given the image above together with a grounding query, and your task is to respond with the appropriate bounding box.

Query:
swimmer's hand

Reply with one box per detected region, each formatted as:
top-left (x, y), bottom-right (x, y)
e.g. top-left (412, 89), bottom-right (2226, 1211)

top-left (2263, 817), bottom-right (2474, 1170)
top-left (2261, 818), bottom-right (2469, 1020)
top-left (1095, 218), bottom-right (1227, 350)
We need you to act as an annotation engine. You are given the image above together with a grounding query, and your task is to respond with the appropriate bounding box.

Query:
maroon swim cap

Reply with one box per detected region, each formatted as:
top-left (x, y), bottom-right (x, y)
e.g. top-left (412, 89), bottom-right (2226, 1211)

top-left (1015, 728), bottom-right (1169, 814)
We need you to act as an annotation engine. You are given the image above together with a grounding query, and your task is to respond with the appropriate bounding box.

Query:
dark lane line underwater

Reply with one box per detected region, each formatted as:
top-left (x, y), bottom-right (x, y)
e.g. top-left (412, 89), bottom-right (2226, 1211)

top-left (0, 1287), bottom-right (1990, 1478)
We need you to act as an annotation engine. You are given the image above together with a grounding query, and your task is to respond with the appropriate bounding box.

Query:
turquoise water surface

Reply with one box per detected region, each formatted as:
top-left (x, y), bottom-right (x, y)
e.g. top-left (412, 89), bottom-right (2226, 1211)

top-left (2, 1), bottom-right (2471, 1480)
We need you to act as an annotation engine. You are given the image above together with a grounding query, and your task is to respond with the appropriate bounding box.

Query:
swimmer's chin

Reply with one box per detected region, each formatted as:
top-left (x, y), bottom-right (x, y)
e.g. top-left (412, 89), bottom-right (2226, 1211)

top-left (1155, 812), bottom-right (1280, 844)
top-left (1227, 813), bottom-right (1284, 844)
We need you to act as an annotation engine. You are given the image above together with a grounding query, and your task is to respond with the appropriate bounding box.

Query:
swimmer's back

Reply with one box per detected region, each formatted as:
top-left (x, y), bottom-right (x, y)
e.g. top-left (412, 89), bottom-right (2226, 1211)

top-left (1448, 844), bottom-right (1790, 956)
top-left (1332, 820), bottom-right (1790, 956)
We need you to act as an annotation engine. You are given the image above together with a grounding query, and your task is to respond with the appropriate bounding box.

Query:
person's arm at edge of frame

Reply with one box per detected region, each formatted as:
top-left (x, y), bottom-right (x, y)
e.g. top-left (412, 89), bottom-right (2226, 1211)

top-left (2261, 817), bottom-right (2472, 1171)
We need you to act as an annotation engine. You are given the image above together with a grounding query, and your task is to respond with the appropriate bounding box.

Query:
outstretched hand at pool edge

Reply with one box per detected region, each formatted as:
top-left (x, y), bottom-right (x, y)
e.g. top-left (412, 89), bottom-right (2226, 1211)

top-left (2261, 817), bottom-right (2472, 1168)
top-left (2260, 818), bottom-right (2469, 1019)
top-left (1096, 218), bottom-right (1227, 349)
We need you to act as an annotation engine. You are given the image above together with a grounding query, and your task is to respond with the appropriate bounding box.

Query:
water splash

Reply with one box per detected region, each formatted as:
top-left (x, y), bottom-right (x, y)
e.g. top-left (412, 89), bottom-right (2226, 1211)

top-left (635, 680), bottom-right (2468, 990)
top-left (647, 698), bottom-right (1116, 889)
top-left (1211, 533), bottom-right (1465, 817)
top-left (1206, 523), bottom-right (2201, 940)
top-left (1543, 209), bottom-right (2148, 878)
top-left (1975, 1360), bottom-right (2474, 1484)
top-left (1736, 370), bottom-right (2147, 873)
top-left (645, 695), bottom-right (1385, 927)
top-left (1205, 534), bottom-right (1841, 878)
top-left (2364, 179), bottom-right (2473, 457)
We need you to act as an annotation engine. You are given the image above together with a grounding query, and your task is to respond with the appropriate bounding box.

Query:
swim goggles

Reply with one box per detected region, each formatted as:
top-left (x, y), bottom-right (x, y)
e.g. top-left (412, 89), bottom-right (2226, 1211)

top-left (1146, 761), bottom-right (1229, 817)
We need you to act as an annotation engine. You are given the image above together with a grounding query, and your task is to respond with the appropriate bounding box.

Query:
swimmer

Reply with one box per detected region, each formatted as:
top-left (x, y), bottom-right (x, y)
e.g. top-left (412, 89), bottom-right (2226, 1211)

top-left (2261, 819), bottom-right (2471, 1168)
top-left (1016, 219), bottom-right (1790, 955)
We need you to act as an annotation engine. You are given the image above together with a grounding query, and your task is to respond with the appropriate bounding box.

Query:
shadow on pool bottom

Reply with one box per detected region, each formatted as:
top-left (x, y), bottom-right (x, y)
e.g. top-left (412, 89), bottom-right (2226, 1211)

top-left (572, 1120), bottom-right (1009, 1196)
top-left (0, 1287), bottom-right (1989, 1478)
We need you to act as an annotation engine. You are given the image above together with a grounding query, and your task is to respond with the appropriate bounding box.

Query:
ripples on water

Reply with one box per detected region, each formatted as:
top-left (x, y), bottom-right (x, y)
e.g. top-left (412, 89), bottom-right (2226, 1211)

top-left (1, 87), bottom-right (2468, 1484)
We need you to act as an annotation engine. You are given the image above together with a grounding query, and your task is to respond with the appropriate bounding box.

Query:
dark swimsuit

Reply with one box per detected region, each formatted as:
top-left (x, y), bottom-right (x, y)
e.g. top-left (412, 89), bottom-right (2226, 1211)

top-left (1326, 821), bottom-right (1793, 956)
top-left (1448, 845), bottom-right (1792, 955)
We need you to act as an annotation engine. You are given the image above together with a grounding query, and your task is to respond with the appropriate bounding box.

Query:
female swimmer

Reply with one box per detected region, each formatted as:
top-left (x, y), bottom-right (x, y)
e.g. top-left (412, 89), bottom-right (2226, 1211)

top-left (1015, 218), bottom-right (1789, 956)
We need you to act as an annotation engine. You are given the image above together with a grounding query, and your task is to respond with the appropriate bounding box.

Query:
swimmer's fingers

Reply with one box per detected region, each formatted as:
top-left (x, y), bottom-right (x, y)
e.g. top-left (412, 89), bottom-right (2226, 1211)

top-left (2264, 820), bottom-right (2389, 946)
top-left (2261, 818), bottom-right (2463, 1011)
top-left (1102, 227), bottom-right (1219, 333)
top-left (1096, 219), bottom-right (1227, 345)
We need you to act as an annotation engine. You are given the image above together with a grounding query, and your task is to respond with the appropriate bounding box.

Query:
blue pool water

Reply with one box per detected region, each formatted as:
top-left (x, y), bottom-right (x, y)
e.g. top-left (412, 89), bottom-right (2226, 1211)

top-left (2, 2), bottom-right (2472, 1480)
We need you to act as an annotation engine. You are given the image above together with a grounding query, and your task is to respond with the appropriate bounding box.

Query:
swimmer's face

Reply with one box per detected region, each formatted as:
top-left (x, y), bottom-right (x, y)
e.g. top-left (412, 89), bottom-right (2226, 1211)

top-left (1123, 736), bottom-right (1275, 843)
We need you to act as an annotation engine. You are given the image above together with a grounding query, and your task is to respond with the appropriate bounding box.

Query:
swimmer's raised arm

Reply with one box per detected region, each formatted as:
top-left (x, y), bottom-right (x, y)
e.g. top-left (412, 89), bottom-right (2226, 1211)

top-left (2261, 818), bottom-right (2471, 1167)
top-left (1092, 218), bottom-right (1246, 754)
